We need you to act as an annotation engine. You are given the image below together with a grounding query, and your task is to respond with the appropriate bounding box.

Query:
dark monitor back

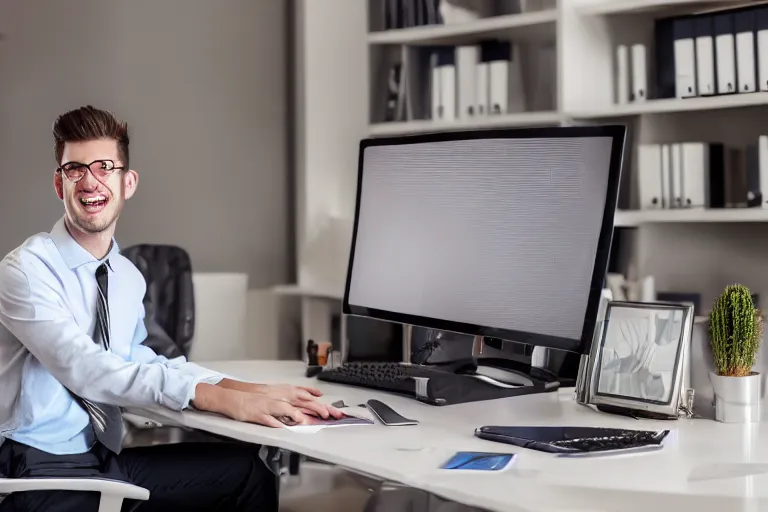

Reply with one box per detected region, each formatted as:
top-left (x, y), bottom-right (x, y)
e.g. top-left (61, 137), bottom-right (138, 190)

top-left (345, 316), bottom-right (403, 363)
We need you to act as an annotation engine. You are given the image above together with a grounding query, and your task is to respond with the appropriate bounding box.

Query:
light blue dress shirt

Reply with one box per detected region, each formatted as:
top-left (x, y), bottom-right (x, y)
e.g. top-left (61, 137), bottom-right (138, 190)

top-left (0, 217), bottom-right (225, 455)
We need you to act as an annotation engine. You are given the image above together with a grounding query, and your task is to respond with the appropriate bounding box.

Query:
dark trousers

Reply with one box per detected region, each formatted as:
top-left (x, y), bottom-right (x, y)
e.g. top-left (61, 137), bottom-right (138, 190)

top-left (0, 439), bottom-right (278, 511)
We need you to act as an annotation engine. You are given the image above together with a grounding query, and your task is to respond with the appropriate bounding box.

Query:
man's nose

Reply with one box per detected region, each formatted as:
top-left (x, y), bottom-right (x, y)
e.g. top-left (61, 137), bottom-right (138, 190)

top-left (78, 168), bottom-right (100, 190)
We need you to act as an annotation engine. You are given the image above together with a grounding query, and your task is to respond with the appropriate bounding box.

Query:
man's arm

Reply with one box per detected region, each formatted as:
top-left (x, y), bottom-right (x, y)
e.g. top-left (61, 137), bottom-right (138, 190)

top-left (129, 293), bottom-right (340, 419)
top-left (0, 257), bottom-right (198, 410)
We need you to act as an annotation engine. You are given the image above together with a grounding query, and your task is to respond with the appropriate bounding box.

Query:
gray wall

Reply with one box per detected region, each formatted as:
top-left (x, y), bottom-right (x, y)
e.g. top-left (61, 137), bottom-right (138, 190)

top-left (0, 0), bottom-right (291, 287)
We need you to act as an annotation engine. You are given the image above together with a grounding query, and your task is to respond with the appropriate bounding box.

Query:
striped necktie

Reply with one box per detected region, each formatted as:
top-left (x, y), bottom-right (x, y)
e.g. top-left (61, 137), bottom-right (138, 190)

top-left (71, 261), bottom-right (124, 454)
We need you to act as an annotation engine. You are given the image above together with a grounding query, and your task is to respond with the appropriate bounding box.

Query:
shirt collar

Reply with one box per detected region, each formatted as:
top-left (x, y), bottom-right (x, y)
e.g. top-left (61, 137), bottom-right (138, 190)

top-left (49, 216), bottom-right (120, 271)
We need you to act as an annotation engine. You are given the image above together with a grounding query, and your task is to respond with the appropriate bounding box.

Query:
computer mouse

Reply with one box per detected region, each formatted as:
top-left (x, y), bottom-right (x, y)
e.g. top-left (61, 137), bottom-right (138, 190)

top-left (474, 365), bottom-right (533, 387)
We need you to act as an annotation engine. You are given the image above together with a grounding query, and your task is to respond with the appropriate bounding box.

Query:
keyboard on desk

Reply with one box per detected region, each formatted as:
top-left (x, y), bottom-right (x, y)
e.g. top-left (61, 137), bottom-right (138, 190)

top-left (316, 361), bottom-right (555, 406)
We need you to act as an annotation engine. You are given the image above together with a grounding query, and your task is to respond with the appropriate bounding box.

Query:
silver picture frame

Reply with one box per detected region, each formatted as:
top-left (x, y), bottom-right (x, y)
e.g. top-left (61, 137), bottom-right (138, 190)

top-left (585, 300), bottom-right (695, 418)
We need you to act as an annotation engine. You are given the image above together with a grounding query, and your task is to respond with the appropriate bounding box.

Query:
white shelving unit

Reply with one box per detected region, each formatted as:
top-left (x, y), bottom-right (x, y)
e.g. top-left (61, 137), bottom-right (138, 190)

top-left (370, 110), bottom-right (564, 136)
top-left (367, 9), bottom-right (557, 45)
top-left (282, 0), bottom-right (768, 351)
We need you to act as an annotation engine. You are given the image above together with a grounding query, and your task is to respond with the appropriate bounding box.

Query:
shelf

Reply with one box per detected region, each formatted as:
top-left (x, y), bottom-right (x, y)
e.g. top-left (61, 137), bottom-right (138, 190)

top-left (578, 0), bottom-right (735, 16)
top-left (369, 111), bottom-right (564, 136)
top-left (615, 208), bottom-right (768, 227)
top-left (367, 9), bottom-right (557, 46)
top-left (569, 92), bottom-right (768, 119)
top-left (271, 284), bottom-right (343, 301)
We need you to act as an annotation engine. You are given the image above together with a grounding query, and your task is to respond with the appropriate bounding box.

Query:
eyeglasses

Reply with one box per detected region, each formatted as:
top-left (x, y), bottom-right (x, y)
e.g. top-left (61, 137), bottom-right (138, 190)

top-left (57, 159), bottom-right (124, 182)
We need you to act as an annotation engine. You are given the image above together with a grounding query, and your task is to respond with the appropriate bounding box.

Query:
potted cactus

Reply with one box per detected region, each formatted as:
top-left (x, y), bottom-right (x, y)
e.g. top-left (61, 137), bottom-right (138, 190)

top-left (709, 284), bottom-right (764, 423)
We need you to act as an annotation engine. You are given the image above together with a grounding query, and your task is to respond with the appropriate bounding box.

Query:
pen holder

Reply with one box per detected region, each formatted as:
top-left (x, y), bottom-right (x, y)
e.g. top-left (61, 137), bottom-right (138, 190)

top-left (710, 372), bottom-right (761, 423)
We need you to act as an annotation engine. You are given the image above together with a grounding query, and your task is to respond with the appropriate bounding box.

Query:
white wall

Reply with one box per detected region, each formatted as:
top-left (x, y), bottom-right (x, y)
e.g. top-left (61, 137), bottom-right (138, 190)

top-left (0, 0), bottom-right (291, 288)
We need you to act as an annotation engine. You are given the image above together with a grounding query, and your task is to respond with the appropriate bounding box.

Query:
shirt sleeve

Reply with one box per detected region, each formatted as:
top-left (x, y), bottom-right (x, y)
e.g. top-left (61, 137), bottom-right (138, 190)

top-left (0, 257), bottom-right (207, 411)
top-left (129, 304), bottom-right (227, 406)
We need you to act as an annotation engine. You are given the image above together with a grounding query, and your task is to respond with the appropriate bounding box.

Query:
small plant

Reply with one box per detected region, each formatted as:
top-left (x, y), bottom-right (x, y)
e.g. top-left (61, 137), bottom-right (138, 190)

top-left (709, 284), bottom-right (763, 377)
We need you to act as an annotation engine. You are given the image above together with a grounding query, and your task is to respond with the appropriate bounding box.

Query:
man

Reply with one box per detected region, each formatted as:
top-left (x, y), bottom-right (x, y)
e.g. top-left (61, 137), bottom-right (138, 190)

top-left (0, 105), bottom-right (343, 511)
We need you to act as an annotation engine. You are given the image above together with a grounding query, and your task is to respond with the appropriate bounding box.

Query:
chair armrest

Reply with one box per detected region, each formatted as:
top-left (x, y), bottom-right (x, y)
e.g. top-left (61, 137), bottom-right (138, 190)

top-left (0, 477), bottom-right (149, 512)
top-left (122, 412), bottom-right (163, 429)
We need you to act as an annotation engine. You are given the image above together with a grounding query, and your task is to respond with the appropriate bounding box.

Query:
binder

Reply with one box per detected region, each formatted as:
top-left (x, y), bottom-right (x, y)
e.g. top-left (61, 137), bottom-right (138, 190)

top-left (681, 143), bottom-right (708, 208)
top-left (674, 17), bottom-right (697, 98)
top-left (456, 45), bottom-right (479, 119)
top-left (655, 18), bottom-right (677, 99)
top-left (431, 58), bottom-right (442, 120)
top-left (616, 45), bottom-right (629, 104)
top-left (661, 144), bottom-right (673, 208)
top-left (695, 15), bottom-right (716, 96)
top-left (715, 13), bottom-right (737, 94)
top-left (638, 144), bottom-right (663, 209)
top-left (735, 8), bottom-right (757, 93)
top-left (487, 41), bottom-right (511, 115)
top-left (631, 44), bottom-right (647, 102)
top-left (758, 7), bottom-right (768, 92)
top-left (726, 147), bottom-right (747, 207)
top-left (671, 143), bottom-right (684, 208)
top-left (475, 62), bottom-right (489, 116)
top-left (760, 135), bottom-right (768, 207)
top-left (746, 143), bottom-right (761, 207)
top-left (708, 143), bottom-right (726, 208)
top-left (435, 47), bottom-right (456, 121)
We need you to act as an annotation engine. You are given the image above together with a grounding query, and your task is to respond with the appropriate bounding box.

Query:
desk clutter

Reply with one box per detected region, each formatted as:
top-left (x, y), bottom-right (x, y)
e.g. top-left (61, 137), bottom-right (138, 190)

top-left (616, 4), bottom-right (768, 104)
top-left (637, 137), bottom-right (768, 211)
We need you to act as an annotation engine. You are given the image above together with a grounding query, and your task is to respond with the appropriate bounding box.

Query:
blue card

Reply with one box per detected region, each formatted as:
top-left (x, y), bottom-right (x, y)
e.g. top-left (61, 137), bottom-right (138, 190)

top-left (440, 451), bottom-right (515, 471)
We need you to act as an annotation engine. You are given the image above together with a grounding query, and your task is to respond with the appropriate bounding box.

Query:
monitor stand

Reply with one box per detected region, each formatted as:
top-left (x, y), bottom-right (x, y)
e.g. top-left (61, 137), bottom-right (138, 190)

top-left (402, 325), bottom-right (560, 399)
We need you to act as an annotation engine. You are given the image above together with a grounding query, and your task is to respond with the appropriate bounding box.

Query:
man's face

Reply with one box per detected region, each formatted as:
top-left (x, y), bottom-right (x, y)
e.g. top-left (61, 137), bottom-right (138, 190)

top-left (54, 138), bottom-right (138, 235)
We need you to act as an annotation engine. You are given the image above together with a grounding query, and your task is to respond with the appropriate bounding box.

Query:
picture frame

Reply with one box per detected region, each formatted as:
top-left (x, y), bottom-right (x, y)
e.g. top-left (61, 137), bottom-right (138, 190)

top-left (585, 301), bottom-right (695, 418)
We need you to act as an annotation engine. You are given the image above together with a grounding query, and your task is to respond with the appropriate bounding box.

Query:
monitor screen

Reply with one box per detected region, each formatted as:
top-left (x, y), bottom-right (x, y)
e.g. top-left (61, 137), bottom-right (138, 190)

top-left (343, 126), bottom-right (625, 354)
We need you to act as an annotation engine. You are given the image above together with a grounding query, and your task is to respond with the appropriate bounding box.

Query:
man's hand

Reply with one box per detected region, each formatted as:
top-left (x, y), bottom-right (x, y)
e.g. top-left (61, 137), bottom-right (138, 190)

top-left (216, 379), bottom-right (344, 420)
top-left (192, 380), bottom-right (345, 427)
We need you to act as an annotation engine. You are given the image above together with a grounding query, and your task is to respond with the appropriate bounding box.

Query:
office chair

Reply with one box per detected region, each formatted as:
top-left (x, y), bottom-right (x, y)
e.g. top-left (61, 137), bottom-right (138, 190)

top-left (120, 244), bottom-right (196, 445)
top-left (0, 477), bottom-right (148, 511)
top-left (121, 244), bottom-right (195, 359)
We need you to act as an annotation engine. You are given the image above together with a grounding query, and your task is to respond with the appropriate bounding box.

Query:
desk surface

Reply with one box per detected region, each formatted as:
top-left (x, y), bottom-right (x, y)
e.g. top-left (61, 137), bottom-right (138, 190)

top-left (133, 361), bottom-right (768, 512)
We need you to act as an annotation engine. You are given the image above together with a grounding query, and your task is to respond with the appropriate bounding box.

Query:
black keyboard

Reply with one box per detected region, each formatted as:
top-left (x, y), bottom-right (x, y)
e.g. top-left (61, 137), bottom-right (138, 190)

top-left (317, 362), bottom-right (448, 396)
top-left (316, 361), bottom-right (557, 406)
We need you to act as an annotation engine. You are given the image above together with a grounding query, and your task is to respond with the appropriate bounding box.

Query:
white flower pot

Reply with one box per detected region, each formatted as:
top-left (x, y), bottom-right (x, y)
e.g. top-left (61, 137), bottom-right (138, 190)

top-left (709, 372), bottom-right (761, 423)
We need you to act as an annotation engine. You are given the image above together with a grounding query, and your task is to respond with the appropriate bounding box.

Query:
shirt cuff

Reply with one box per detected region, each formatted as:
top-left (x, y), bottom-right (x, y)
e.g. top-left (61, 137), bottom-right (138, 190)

top-left (175, 363), bottom-right (228, 410)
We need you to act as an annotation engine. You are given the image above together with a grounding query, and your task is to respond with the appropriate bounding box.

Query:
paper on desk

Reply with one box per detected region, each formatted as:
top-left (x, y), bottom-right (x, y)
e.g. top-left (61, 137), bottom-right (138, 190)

top-left (283, 407), bottom-right (374, 434)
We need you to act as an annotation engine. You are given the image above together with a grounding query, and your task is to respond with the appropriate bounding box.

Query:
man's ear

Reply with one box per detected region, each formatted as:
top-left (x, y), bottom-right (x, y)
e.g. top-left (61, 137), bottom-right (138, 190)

top-left (53, 171), bottom-right (64, 201)
top-left (123, 169), bottom-right (139, 200)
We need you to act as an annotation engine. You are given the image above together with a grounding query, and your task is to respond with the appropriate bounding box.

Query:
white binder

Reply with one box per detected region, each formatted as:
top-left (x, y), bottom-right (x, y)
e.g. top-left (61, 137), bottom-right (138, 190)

top-left (638, 144), bottom-right (663, 209)
top-left (715, 14), bottom-right (737, 94)
top-left (441, 64), bottom-right (457, 121)
top-left (760, 135), bottom-right (768, 208)
top-left (681, 143), bottom-right (708, 208)
top-left (616, 45), bottom-right (629, 104)
top-left (759, 8), bottom-right (768, 92)
top-left (456, 45), bottom-right (478, 119)
top-left (695, 16), bottom-right (716, 96)
top-left (661, 144), bottom-right (672, 208)
top-left (671, 143), bottom-right (684, 208)
top-left (475, 62), bottom-right (489, 116)
top-left (431, 65), bottom-right (442, 120)
top-left (674, 19), bottom-right (697, 98)
top-left (631, 44), bottom-right (647, 102)
top-left (736, 11), bottom-right (757, 93)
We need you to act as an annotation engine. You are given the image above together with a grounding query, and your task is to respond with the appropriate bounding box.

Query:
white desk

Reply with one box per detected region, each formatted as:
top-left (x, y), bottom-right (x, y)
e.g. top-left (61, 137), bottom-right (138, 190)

top-left (131, 361), bottom-right (768, 512)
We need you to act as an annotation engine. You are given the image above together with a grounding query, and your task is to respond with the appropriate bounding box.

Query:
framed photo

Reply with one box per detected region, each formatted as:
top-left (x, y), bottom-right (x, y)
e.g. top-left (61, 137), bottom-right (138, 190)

top-left (586, 301), bottom-right (694, 418)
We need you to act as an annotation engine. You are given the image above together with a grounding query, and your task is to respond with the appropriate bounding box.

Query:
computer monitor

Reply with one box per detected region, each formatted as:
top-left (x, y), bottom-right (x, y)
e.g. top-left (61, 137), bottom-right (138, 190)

top-left (343, 126), bottom-right (626, 356)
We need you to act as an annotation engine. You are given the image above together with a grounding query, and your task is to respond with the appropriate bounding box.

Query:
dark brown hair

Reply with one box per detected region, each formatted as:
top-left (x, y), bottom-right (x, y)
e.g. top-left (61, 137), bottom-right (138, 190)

top-left (53, 105), bottom-right (130, 167)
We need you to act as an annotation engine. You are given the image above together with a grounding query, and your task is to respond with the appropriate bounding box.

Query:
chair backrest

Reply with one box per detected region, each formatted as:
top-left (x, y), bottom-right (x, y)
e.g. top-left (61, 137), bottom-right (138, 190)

top-left (121, 244), bottom-right (195, 359)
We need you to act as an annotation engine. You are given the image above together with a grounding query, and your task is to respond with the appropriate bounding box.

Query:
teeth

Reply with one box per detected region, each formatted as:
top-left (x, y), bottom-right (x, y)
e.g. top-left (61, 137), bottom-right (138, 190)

top-left (81, 197), bottom-right (106, 204)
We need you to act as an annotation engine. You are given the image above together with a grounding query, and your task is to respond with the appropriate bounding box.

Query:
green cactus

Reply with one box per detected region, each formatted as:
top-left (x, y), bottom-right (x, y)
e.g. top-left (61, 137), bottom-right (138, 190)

top-left (709, 284), bottom-right (763, 377)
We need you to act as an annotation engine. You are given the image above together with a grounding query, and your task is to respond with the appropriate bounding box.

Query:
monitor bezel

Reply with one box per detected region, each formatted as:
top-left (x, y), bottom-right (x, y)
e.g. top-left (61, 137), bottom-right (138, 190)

top-left (342, 125), bottom-right (627, 355)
